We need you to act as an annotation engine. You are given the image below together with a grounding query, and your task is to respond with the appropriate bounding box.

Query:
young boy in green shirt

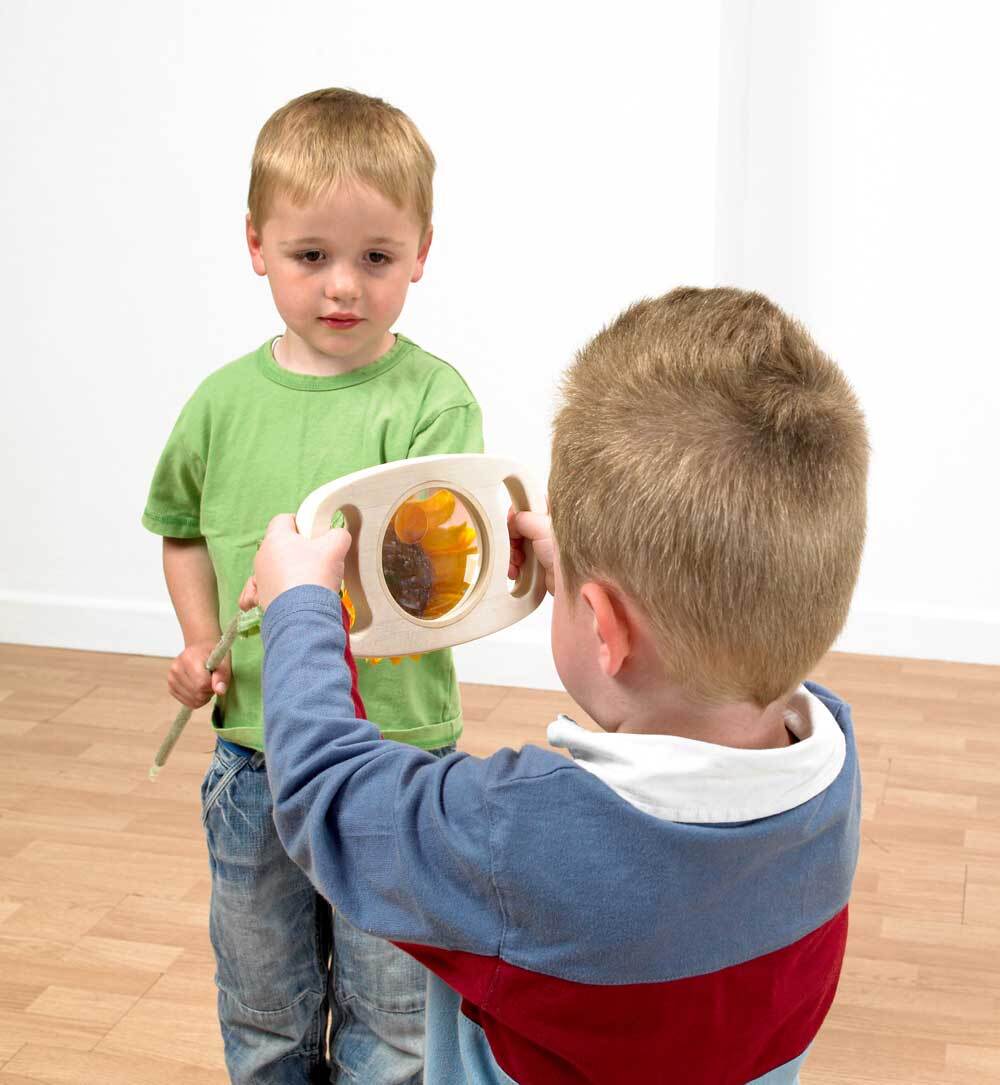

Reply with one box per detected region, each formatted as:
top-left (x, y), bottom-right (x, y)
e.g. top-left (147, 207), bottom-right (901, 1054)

top-left (143, 88), bottom-right (482, 1084)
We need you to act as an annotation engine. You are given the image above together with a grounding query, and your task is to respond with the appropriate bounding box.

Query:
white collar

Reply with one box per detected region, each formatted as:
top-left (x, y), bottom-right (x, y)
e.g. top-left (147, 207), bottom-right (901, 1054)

top-left (546, 685), bottom-right (846, 824)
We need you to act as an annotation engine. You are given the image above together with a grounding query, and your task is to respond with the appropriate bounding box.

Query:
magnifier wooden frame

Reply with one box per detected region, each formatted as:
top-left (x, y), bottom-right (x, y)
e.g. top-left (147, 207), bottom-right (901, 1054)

top-left (295, 454), bottom-right (547, 658)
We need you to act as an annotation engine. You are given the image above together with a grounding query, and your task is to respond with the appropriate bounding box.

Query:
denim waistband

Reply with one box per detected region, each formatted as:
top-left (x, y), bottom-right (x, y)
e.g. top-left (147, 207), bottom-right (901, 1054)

top-left (218, 736), bottom-right (257, 756)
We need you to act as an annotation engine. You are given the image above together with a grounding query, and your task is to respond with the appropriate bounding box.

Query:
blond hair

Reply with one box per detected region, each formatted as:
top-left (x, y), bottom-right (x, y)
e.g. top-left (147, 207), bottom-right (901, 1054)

top-left (248, 88), bottom-right (435, 233)
top-left (550, 287), bottom-right (869, 706)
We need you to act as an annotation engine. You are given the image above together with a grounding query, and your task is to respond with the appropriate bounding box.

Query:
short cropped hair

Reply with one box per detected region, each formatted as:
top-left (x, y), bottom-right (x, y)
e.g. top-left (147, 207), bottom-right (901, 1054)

top-left (248, 88), bottom-right (435, 233)
top-left (549, 287), bottom-right (869, 707)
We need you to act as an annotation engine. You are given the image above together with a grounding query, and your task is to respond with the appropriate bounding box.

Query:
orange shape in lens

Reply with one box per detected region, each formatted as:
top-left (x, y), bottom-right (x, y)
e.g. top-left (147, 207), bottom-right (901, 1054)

top-left (422, 523), bottom-right (478, 556)
top-left (374, 489), bottom-right (482, 641)
top-left (393, 489), bottom-right (456, 545)
top-left (419, 489), bottom-right (456, 530)
top-left (429, 552), bottom-right (470, 592)
top-left (423, 586), bottom-right (471, 620)
top-left (394, 503), bottom-right (429, 544)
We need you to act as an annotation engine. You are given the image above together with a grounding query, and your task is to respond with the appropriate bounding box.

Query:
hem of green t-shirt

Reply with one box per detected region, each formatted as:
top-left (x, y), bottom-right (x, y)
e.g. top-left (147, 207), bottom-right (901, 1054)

top-left (212, 713), bottom-right (464, 753)
top-left (142, 510), bottom-right (201, 538)
top-left (380, 714), bottom-right (464, 749)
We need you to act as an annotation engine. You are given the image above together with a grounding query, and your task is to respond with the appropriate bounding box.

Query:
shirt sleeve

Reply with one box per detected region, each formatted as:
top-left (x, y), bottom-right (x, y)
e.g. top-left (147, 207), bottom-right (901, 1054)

top-left (141, 396), bottom-right (207, 539)
top-left (408, 401), bottom-right (485, 457)
top-left (261, 584), bottom-right (504, 955)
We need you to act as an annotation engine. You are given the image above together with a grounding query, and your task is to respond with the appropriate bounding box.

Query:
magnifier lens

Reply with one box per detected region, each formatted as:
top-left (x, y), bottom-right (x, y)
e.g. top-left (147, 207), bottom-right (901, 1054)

top-left (382, 488), bottom-right (481, 619)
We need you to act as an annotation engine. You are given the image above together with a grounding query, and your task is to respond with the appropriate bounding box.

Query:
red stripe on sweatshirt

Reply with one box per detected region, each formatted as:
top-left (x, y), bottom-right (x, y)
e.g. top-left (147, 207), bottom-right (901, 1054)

top-left (398, 906), bottom-right (848, 1085)
top-left (340, 601), bottom-right (366, 720)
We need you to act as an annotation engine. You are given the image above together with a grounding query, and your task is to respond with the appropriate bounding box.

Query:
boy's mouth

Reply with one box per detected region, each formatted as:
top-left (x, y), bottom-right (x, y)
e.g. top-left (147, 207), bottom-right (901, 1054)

top-left (320, 314), bottom-right (362, 330)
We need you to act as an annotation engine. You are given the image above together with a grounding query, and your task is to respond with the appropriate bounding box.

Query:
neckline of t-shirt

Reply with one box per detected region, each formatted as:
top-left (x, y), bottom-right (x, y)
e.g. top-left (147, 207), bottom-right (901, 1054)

top-left (257, 333), bottom-right (414, 391)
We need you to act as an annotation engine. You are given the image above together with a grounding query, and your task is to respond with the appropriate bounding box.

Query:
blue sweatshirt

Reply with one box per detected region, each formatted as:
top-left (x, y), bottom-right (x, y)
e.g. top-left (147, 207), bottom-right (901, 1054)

top-left (261, 585), bottom-right (860, 1085)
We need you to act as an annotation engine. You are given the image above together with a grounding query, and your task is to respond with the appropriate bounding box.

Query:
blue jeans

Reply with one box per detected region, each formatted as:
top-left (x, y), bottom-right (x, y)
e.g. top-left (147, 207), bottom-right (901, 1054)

top-left (202, 737), bottom-right (453, 1084)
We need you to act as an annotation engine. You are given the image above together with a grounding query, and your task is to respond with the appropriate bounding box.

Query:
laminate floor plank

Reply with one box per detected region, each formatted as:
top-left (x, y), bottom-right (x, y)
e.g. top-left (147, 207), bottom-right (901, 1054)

top-left (0, 641), bottom-right (996, 1083)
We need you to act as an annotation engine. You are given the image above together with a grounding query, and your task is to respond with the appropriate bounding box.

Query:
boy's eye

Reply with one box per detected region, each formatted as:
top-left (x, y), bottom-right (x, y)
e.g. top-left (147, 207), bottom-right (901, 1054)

top-left (365, 251), bottom-right (391, 266)
top-left (297, 250), bottom-right (325, 264)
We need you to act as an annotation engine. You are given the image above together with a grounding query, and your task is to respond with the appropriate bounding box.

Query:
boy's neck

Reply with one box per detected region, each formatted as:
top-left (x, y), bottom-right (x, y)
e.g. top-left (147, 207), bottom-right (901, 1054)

top-left (272, 330), bottom-right (396, 377)
top-left (599, 685), bottom-right (796, 750)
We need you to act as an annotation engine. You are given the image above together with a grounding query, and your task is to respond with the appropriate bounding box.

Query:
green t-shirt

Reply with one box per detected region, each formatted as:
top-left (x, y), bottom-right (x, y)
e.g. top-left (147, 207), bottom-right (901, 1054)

top-left (143, 334), bottom-right (484, 751)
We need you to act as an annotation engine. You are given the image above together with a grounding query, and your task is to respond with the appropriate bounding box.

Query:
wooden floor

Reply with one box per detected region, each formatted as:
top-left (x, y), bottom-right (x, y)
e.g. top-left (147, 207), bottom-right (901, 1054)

top-left (0, 645), bottom-right (997, 1084)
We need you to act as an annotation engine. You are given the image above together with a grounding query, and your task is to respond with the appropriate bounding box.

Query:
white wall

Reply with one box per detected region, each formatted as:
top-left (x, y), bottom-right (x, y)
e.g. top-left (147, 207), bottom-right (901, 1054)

top-left (717, 0), bottom-right (1000, 666)
top-left (3, 1), bottom-right (996, 687)
top-left (0, 1), bottom-right (721, 689)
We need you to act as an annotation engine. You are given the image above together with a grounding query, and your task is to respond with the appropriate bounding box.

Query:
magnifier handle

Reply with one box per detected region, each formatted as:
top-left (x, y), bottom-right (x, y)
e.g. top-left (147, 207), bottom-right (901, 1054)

top-left (497, 464), bottom-right (548, 603)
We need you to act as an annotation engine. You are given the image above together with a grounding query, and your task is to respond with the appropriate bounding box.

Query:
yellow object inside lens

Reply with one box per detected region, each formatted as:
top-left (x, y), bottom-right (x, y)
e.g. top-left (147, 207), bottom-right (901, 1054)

top-left (381, 488), bottom-right (481, 621)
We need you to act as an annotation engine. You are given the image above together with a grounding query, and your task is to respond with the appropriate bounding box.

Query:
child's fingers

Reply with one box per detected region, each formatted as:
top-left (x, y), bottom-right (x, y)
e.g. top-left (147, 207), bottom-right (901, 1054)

top-left (254, 519), bottom-right (351, 608)
top-left (212, 656), bottom-right (232, 697)
top-left (167, 662), bottom-right (212, 708)
top-left (507, 506), bottom-right (528, 579)
top-left (238, 575), bottom-right (259, 612)
top-left (166, 668), bottom-right (190, 705)
top-left (510, 511), bottom-right (555, 595)
top-left (506, 505), bottom-right (528, 543)
top-left (166, 643), bottom-right (222, 708)
top-left (503, 555), bottom-right (527, 581)
top-left (168, 686), bottom-right (209, 710)
top-left (185, 661), bottom-right (214, 700)
top-left (264, 513), bottom-right (298, 539)
top-left (511, 510), bottom-right (550, 544)
top-left (507, 540), bottom-right (526, 580)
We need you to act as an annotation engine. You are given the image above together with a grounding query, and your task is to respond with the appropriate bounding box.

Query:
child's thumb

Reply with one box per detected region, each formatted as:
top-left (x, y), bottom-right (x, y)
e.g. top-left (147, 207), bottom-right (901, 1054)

top-left (238, 575), bottom-right (258, 612)
top-left (322, 527), bottom-right (353, 567)
top-left (212, 656), bottom-right (233, 696)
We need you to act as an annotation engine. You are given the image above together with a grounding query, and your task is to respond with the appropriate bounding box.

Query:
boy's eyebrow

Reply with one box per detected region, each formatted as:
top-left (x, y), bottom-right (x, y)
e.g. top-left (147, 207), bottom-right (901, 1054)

top-left (279, 236), bottom-right (407, 248)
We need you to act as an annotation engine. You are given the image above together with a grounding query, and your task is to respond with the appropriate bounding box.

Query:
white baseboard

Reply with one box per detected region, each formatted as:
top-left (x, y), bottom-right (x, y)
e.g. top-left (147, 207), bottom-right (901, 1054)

top-left (452, 628), bottom-right (562, 690)
top-left (0, 589), bottom-right (566, 686)
top-left (0, 591), bottom-right (183, 659)
top-left (1, 591), bottom-right (996, 688)
top-left (835, 604), bottom-right (1000, 666)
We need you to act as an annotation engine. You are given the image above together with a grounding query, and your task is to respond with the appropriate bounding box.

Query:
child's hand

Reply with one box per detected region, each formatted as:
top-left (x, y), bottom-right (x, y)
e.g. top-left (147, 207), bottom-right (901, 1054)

top-left (168, 640), bottom-right (231, 708)
top-left (238, 575), bottom-right (259, 612)
top-left (253, 514), bottom-right (351, 609)
top-left (508, 509), bottom-right (555, 596)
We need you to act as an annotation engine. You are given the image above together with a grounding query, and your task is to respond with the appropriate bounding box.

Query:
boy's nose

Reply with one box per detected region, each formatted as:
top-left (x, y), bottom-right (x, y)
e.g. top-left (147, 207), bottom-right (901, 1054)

top-left (324, 265), bottom-right (361, 302)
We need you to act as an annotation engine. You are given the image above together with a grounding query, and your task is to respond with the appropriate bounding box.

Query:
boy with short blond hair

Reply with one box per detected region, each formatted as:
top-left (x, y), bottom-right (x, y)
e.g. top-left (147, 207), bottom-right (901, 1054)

top-left (550, 287), bottom-right (868, 706)
top-left (249, 89), bottom-right (435, 237)
top-left (144, 88), bottom-right (482, 1083)
top-left (248, 287), bottom-right (868, 1084)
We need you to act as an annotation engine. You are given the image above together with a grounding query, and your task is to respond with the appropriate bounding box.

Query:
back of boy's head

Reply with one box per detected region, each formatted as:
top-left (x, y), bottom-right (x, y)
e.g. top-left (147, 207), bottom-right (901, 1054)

top-left (248, 88), bottom-right (435, 234)
top-left (550, 287), bottom-right (869, 707)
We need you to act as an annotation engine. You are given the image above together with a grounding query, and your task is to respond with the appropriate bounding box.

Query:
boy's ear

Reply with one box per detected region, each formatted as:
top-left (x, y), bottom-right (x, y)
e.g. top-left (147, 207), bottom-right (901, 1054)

top-left (246, 214), bottom-right (267, 277)
top-left (580, 582), bottom-right (631, 678)
top-left (410, 225), bottom-right (433, 284)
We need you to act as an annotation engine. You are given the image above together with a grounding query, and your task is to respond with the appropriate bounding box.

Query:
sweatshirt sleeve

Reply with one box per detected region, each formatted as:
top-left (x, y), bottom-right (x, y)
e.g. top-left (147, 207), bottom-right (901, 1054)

top-left (261, 584), bottom-right (504, 955)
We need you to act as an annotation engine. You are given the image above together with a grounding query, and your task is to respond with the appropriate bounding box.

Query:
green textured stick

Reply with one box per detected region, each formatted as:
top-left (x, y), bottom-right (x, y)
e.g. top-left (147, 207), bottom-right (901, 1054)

top-left (149, 613), bottom-right (242, 780)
